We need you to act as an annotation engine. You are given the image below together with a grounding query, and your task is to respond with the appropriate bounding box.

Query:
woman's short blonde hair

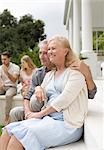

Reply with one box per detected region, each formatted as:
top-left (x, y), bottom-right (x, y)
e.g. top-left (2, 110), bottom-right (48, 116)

top-left (21, 55), bottom-right (36, 70)
top-left (48, 35), bottom-right (79, 67)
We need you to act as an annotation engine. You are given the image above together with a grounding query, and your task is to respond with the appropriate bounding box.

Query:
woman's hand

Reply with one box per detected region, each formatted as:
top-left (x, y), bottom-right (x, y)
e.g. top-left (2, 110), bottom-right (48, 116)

top-left (26, 112), bottom-right (42, 119)
top-left (26, 106), bottom-right (57, 119)
top-left (34, 86), bottom-right (47, 103)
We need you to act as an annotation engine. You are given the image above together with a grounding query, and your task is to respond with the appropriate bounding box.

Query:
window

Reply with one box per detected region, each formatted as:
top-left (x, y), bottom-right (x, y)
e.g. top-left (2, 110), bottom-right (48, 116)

top-left (93, 31), bottom-right (104, 55)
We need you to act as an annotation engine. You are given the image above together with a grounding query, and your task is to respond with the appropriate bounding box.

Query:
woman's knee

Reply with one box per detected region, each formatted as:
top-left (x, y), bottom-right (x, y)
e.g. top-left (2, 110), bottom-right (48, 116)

top-left (7, 135), bottom-right (23, 149)
top-left (0, 129), bottom-right (10, 139)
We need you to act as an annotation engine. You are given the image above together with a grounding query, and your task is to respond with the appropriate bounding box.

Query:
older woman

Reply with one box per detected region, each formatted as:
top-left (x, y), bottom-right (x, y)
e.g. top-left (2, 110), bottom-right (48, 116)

top-left (0, 36), bottom-right (88, 150)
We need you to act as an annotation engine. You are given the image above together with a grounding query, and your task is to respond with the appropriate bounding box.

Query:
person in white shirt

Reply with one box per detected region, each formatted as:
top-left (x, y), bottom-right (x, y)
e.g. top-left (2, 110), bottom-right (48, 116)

top-left (0, 51), bottom-right (20, 125)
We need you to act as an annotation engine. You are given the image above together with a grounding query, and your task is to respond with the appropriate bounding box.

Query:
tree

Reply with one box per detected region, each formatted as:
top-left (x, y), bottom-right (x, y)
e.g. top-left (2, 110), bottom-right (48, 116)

top-left (0, 9), bottom-right (46, 66)
top-left (17, 14), bottom-right (46, 49)
top-left (0, 10), bottom-right (18, 63)
top-left (0, 9), bottom-right (17, 27)
top-left (93, 31), bottom-right (104, 54)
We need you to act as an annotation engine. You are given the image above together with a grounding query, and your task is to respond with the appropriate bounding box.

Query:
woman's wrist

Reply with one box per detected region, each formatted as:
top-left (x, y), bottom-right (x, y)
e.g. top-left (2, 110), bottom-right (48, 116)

top-left (39, 109), bottom-right (47, 117)
top-left (40, 106), bottom-right (56, 118)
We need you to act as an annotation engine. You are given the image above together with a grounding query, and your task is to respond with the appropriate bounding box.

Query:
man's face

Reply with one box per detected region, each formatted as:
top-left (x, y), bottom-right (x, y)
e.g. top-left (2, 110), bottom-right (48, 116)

top-left (39, 44), bottom-right (50, 67)
top-left (1, 55), bottom-right (10, 66)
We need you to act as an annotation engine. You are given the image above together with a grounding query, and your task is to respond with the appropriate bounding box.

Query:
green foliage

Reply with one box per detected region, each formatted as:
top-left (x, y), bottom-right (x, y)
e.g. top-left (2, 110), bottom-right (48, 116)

top-left (0, 9), bottom-right (17, 27)
top-left (0, 125), bottom-right (3, 136)
top-left (19, 14), bottom-right (33, 24)
top-left (18, 46), bottom-right (41, 67)
top-left (0, 9), bottom-right (46, 65)
top-left (79, 53), bottom-right (88, 60)
top-left (93, 31), bottom-right (104, 53)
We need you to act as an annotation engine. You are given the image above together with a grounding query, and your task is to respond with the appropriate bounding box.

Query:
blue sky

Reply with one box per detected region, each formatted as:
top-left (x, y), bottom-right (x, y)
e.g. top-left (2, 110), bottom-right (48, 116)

top-left (0, 0), bottom-right (67, 38)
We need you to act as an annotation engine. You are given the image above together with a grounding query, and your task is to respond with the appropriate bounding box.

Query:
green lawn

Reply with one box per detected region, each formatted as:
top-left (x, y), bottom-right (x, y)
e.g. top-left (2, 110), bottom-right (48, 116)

top-left (0, 125), bottom-right (3, 136)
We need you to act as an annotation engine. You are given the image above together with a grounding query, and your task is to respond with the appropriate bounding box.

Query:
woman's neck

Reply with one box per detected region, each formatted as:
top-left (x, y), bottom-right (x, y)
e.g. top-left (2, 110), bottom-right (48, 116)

top-left (55, 65), bottom-right (66, 78)
top-left (56, 64), bottom-right (65, 72)
top-left (24, 67), bottom-right (33, 75)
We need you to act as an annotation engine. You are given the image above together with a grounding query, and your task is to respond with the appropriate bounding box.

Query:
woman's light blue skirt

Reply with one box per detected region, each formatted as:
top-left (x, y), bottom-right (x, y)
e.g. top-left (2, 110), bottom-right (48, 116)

top-left (4, 116), bottom-right (83, 150)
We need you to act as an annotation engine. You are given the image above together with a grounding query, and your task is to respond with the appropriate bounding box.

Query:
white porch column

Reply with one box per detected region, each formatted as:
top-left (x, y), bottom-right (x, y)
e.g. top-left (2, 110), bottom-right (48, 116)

top-left (69, 17), bottom-right (73, 48)
top-left (81, 0), bottom-right (97, 79)
top-left (73, 0), bottom-right (80, 54)
top-left (82, 0), bottom-right (92, 51)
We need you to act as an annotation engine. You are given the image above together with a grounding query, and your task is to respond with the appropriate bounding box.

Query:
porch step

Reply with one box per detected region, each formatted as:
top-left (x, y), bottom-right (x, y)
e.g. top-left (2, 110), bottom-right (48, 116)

top-left (47, 139), bottom-right (87, 150)
top-left (84, 79), bottom-right (104, 150)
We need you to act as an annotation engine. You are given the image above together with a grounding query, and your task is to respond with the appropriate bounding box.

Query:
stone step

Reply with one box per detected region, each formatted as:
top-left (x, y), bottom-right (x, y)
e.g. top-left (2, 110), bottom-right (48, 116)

top-left (84, 79), bottom-right (104, 150)
top-left (47, 140), bottom-right (87, 150)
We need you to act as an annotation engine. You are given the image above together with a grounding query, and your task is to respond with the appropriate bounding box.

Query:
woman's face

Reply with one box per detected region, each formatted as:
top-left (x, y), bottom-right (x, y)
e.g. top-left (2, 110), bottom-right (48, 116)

top-left (48, 40), bottom-right (67, 65)
top-left (21, 60), bottom-right (28, 69)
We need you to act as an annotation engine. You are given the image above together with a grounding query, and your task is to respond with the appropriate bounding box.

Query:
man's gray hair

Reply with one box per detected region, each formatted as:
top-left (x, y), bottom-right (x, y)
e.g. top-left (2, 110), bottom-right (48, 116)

top-left (38, 39), bottom-right (48, 48)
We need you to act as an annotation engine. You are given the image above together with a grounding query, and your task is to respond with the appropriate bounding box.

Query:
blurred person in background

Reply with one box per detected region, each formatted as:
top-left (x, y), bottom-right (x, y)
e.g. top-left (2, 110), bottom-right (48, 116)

top-left (19, 55), bottom-right (37, 97)
top-left (0, 51), bottom-right (20, 125)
